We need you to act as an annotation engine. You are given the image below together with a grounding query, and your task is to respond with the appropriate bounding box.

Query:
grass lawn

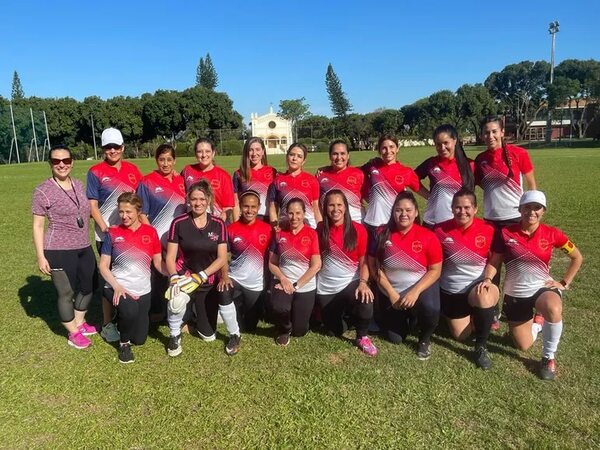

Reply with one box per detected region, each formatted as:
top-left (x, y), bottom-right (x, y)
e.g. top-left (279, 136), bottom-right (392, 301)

top-left (0, 146), bottom-right (599, 448)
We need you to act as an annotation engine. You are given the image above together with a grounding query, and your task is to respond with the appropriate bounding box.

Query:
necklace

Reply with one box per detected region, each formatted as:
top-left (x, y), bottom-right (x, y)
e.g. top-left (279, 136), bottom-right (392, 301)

top-left (53, 176), bottom-right (84, 228)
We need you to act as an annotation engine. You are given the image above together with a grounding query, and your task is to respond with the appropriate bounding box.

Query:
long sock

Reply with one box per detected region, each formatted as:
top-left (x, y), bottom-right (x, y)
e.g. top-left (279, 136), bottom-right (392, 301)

top-left (542, 320), bottom-right (563, 360)
top-left (219, 303), bottom-right (240, 336)
top-left (168, 310), bottom-right (185, 337)
top-left (472, 306), bottom-right (495, 347)
top-left (532, 322), bottom-right (543, 342)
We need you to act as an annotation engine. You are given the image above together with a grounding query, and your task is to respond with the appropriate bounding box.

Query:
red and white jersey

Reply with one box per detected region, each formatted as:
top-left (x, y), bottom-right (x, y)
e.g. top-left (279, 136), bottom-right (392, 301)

top-left (233, 165), bottom-right (276, 217)
top-left (181, 164), bottom-right (235, 218)
top-left (272, 225), bottom-right (320, 293)
top-left (268, 171), bottom-right (320, 228)
top-left (415, 156), bottom-right (474, 225)
top-left (493, 223), bottom-right (570, 297)
top-left (137, 171), bottom-right (186, 248)
top-left (227, 220), bottom-right (272, 291)
top-left (371, 224), bottom-right (442, 293)
top-left (317, 221), bottom-right (368, 295)
top-left (316, 166), bottom-right (364, 222)
top-left (361, 158), bottom-right (420, 227)
top-left (86, 161), bottom-right (142, 241)
top-left (434, 218), bottom-right (494, 293)
top-left (101, 223), bottom-right (161, 296)
top-left (474, 145), bottom-right (534, 221)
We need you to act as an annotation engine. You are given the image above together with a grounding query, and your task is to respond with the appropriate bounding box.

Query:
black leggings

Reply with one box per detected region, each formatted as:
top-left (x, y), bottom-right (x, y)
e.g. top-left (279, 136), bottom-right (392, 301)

top-left (104, 288), bottom-right (151, 345)
top-left (270, 286), bottom-right (315, 336)
top-left (150, 266), bottom-right (169, 315)
top-left (184, 285), bottom-right (223, 338)
top-left (45, 246), bottom-right (97, 322)
top-left (378, 281), bottom-right (440, 343)
top-left (218, 280), bottom-right (263, 332)
top-left (317, 280), bottom-right (373, 338)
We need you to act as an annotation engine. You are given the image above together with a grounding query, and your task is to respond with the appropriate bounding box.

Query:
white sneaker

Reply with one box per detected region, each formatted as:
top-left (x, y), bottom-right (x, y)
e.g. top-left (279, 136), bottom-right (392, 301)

top-left (101, 322), bottom-right (120, 342)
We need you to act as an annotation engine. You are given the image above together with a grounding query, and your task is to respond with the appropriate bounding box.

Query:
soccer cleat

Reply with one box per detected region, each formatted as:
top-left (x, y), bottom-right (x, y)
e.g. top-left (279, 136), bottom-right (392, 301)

top-left (118, 343), bottom-right (134, 364)
top-left (539, 357), bottom-right (556, 381)
top-left (533, 313), bottom-right (545, 327)
top-left (416, 341), bottom-right (432, 360)
top-left (100, 322), bottom-right (120, 343)
top-left (474, 346), bottom-right (492, 370)
top-left (356, 336), bottom-right (378, 357)
top-left (276, 333), bottom-right (290, 347)
top-left (78, 322), bottom-right (97, 336)
top-left (491, 315), bottom-right (501, 331)
top-left (68, 331), bottom-right (91, 349)
top-left (225, 334), bottom-right (241, 356)
top-left (167, 334), bottom-right (182, 357)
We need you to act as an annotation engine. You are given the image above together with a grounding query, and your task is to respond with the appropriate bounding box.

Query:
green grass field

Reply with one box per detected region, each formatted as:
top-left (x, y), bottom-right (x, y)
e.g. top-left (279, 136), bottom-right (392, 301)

top-left (1, 147), bottom-right (599, 449)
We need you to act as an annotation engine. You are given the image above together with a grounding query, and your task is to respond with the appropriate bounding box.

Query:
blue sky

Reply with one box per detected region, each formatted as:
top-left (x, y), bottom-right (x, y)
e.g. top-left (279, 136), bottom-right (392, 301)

top-left (1, 0), bottom-right (598, 123)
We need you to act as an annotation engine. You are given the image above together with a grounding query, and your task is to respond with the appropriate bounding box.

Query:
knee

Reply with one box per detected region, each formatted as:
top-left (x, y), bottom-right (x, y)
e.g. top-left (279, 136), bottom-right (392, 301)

top-left (542, 303), bottom-right (562, 321)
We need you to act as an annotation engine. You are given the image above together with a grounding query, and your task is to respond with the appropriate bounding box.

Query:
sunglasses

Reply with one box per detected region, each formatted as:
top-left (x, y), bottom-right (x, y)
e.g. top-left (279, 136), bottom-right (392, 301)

top-left (103, 144), bottom-right (123, 151)
top-left (50, 157), bottom-right (73, 165)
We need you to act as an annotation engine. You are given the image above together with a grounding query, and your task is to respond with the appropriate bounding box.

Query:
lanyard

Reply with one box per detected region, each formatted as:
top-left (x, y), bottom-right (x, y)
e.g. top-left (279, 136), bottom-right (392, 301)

top-left (53, 176), bottom-right (81, 211)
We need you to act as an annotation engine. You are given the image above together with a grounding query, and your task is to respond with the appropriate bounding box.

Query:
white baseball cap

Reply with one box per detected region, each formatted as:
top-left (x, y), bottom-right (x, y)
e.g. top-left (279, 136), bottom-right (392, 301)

top-left (519, 190), bottom-right (547, 208)
top-left (101, 128), bottom-right (124, 147)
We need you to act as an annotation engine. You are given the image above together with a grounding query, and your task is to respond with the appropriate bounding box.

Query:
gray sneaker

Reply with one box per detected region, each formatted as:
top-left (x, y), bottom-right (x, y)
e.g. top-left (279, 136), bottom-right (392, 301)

top-left (416, 341), bottom-right (431, 360)
top-left (225, 334), bottom-right (241, 356)
top-left (101, 322), bottom-right (120, 343)
top-left (167, 334), bottom-right (182, 357)
top-left (118, 343), bottom-right (134, 364)
top-left (474, 346), bottom-right (492, 370)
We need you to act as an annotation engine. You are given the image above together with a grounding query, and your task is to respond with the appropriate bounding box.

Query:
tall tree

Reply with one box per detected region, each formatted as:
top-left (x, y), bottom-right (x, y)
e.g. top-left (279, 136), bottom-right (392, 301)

top-left (11, 71), bottom-right (24, 100)
top-left (278, 97), bottom-right (311, 141)
top-left (325, 63), bottom-right (352, 117)
top-left (456, 83), bottom-right (498, 138)
top-left (196, 53), bottom-right (219, 90)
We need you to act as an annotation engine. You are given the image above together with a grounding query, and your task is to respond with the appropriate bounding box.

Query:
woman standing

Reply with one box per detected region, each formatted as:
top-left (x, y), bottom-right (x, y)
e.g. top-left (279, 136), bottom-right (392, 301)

top-left (137, 144), bottom-right (186, 321)
top-left (415, 124), bottom-right (475, 227)
top-left (315, 140), bottom-right (364, 222)
top-left (218, 190), bottom-right (272, 332)
top-left (98, 193), bottom-right (163, 363)
top-left (32, 145), bottom-right (97, 349)
top-left (369, 192), bottom-right (442, 360)
top-left (269, 198), bottom-right (322, 345)
top-left (165, 180), bottom-right (241, 356)
top-left (478, 191), bottom-right (583, 380)
top-left (433, 189), bottom-right (498, 369)
top-left (268, 143), bottom-right (322, 229)
top-left (316, 190), bottom-right (376, 356)
top-left (232, 137), bottom-right (276, 221)
top-left (181, 138), bottom-right (235, 222)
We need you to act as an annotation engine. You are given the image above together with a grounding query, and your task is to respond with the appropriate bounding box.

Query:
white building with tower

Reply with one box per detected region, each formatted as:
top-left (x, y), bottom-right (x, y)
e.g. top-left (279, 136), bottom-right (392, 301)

top-left (250, 106), bottom-right (292, 154)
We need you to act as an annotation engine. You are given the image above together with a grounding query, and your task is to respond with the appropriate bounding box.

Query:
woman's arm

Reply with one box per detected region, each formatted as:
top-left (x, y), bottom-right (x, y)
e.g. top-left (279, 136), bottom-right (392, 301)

top-left (295, 254), bottom-right (322, 291)
top-left (202, 242), bottom-right (228, 277)
top-left (417, 183), bottom-right (430, 200)
top-left (476, 252), bottom-right (503, 294)
top-left (523, 170), bottom-right (537, 190)
top-left (165, 242), bottom-right (179, 276)
top-left (355, 255), bottom-right (374, 303)
top-left (546, 247), bottom-right (583, 290)
top-left (269, 201), bottom-right (279, 228)
top-left (399, 262), bottom-right (442, 309)
top-left (269, 251), bottom-right (294, 294)
top-left (32, 215), bottom-right (50, 275)
top-left (312, 199), bottom-right (323, 224)
top-left (375, 266), bottom-right (400, 305)
top-left (89, 199), bottom-right (108, 233)
top-left (232, 196), bottom-right (240, 223)
top-left (98, 253), bottom-right (129, 305)
top-left (152, 253), bottom-right (166, 276)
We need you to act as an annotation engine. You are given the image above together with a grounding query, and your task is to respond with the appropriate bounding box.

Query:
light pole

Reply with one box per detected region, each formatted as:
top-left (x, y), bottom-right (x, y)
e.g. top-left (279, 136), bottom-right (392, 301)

top-left (545, 21), bottom-right (560, 143)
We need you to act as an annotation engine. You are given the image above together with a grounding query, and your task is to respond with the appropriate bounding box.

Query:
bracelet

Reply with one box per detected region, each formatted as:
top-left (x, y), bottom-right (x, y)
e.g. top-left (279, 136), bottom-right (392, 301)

top-left (292, 282), bottom-right (298, 290)
top-left (359, 279), bottom-right (369, 285)
top-left (198, 271), bottom-right (208, 282)
top-left (483, 277), bottom-right (492, 282)
top-left (559, 279), bottom-right (568, 288)
top-left (169, 274), bottom-right (179, 279)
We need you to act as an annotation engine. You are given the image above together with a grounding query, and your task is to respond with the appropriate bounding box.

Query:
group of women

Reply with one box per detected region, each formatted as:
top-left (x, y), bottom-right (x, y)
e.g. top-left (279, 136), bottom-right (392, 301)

top-left (32, 118), bottom-right (583, 380)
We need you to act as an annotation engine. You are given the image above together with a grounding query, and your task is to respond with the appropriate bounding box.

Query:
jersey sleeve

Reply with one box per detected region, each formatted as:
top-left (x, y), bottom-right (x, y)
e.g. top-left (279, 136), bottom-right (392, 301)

top-left (425, 233), bottom-right (443, 266)
top-left (473, 155), bottom-right (483, 187)
top-left (414, 159), bottom-right (430, 181)
top-left (100, 231), bottom-right (113, 255)
top-left (491, 229), bottom-right (505, 254)
top-left (86, 170), bottom-right (100, 200)
top-left (356, 224), bottom-right (368, 257)
top-left (267, 180), bottom-right (278, 203)
top-left (232, 170), bottom-right (241, 194)
top-left (309, 229), bottom-right (320, 256)
top-left (221, 171), bottom-right (235, 208)
top-left (218, 219), bottom-right (228, 244)
top-left (551, 226), bottom-right (569, 249)
top-left (137, 181), bottom-right (151, 215)
top-left (150, 227), bottom-right (162, 255)
top-left (32, 186), bottom-right (49, 216)
top-left (168, 218), bottom-right (181, 244)
top-left (517, 148), bottom-right (534, 174)
top-left (309, 176), bottom-right (320, 202)
top-left (406, 168), bottom-right (421, 192)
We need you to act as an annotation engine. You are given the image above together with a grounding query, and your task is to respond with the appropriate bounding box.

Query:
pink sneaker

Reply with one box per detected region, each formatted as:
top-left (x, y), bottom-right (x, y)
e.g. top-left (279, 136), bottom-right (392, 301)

top-left (78, 322), bottom-right (97, 336)
top-left (533, 313), bottom-right (545, 327)
top-left (356, 336), bottom-right (378, 357)
top-left (68, 331), bottom-right (91, 349)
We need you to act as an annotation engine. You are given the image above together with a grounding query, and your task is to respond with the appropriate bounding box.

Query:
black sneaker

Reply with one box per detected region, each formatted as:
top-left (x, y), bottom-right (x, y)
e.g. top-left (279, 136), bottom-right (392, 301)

top-left (118, 343), bottom-right (134, 364)
top-left (225, 334), bottom-right (241, 356)
top-left (416, 341), bottom-right (431, 360)
top-left (276, 333), bottom-right (290, 347)
top-left (168, 334), bottom-right (182, 357)
top-left (474, 346), bottom-right (492, 370)
top-left (539, 357), bottom-right (556, 381)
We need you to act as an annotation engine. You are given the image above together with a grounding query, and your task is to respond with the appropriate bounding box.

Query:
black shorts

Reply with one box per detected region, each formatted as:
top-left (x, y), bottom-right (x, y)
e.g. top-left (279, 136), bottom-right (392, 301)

top-left (503, 288), bottom-right (562, 322)
top-left (440, 279), bottom-right (482, 319)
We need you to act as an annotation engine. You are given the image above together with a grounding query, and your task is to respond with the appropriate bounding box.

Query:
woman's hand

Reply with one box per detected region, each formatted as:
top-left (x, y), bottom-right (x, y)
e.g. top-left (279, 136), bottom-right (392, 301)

top-left (398, 288), bottom-right (419, 309)
top-left (218, 275), bottom-right (234, 292)
top-left (275, 277), bottom-right (295, 295)
top-left (476, 278), bottom-right (494, 295)
top-left (112, 284), bottom-right (137, 306)
top-left (545, 278), bottom-right (566, 291)
top-left (390, 292), bottom-right (403, 310)
top-left (355, 282), bottom-right (374, 303)
top-left (37, 257), bottom-right (51, 275)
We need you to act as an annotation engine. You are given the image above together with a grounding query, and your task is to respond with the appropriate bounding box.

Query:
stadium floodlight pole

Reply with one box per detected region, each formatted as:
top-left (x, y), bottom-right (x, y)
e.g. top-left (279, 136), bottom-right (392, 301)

top-left (43, 111), bottom-right (51, 160)
top-left (90, 115), bottom-right (98, 159)
top-left (545, 20), bottom-right (560, 143)
top-left (8, 101), bottom-right (20, 164)
top-left (30, 108), bottom-right (39, 162)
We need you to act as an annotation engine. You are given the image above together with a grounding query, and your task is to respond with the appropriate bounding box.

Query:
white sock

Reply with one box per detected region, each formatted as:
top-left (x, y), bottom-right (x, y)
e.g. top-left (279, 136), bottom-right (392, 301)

top-left (542, 320), bottom-right (563, 360)
top-left (167, 310), bottom-right (185, 337)
top-left (219, 302), bottom-right (240, 336)
top-left (531, 322), bottom-right (543, 342)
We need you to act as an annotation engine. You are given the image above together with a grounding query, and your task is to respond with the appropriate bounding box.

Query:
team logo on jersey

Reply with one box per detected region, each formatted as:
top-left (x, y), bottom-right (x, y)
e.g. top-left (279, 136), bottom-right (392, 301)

top-left (371, 169), bottom-right (380, 175)
top-left (301, 179), bottom-right (310, 188)
top-left (279, 237), bottom-right (287, 244)
top-left (186, 175), bottom-right (194, 181)
top-left (233, 237), bottom-right (242, 244)
top-left (142, 235), bottom-right (151, 245)
top-left (412, 240), bottom-right (423, 253)
top-left (320, 177), bottom-right (329, 184)
top-left (301, 236), bottom-right (312, 247)
top-left (114, 236), bottom-right (125, 243)
top-left (475, 235), bottom-right (487, 248)
top-left (443, 237), bottom-right (454, 244)
top-left (128, 174), bottom-right (137, 185)
top-left (154, 186), bottom-right (164, 193)
top-left (101, 176), bottom-right (111, 183)
top-left (208, 231), bottom-right (218, 241)
top-left (347, 176), bottom-right (357, 186)
top-left (481, 161), bottom-right (488, 166)
top-left (211, 179), bottom-right (221, 190)
top-left (538, 238), bottom-right (550, 251)
top-left (506, 238), bottom-right (517, 246)
top-left (394, 175), bottom-right (405, 185)
top-left (264, 171), bottom-right (273, 181)
top-left (432, 167), bottom-right (441, 174)
top-left (258, 234), bottom-right (268, 245)
top-left (279, 181), bottom-right (287, 188)
top-left (385, 240), bottom-right (393, 247)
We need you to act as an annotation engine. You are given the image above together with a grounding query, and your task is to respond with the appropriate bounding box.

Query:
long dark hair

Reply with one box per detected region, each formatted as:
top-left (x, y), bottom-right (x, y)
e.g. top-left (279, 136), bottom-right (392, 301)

top-left (480, 115), bottom-right (513, 179)
top-left (375, 191), bottom-right (421, 277)
top-left (239, 137), bottom-right (268, 182)
top-left (433, 124), bottom-right (474, 191)
top-left (318, 190), bottom-right (357, 255)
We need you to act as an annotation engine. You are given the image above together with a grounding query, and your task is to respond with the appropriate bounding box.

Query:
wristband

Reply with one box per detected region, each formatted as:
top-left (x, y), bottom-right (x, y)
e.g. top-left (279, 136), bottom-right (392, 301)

top-left (559, 279), bottom-right (568, 288)
top-left (483, 277), bottom-right (492, 283)
top-left (359, 279), bottom-right (369, 285)
top-left (198, 271), bottom-right (208, 282)
top-left (292, 282), bottom-right (298, 290)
